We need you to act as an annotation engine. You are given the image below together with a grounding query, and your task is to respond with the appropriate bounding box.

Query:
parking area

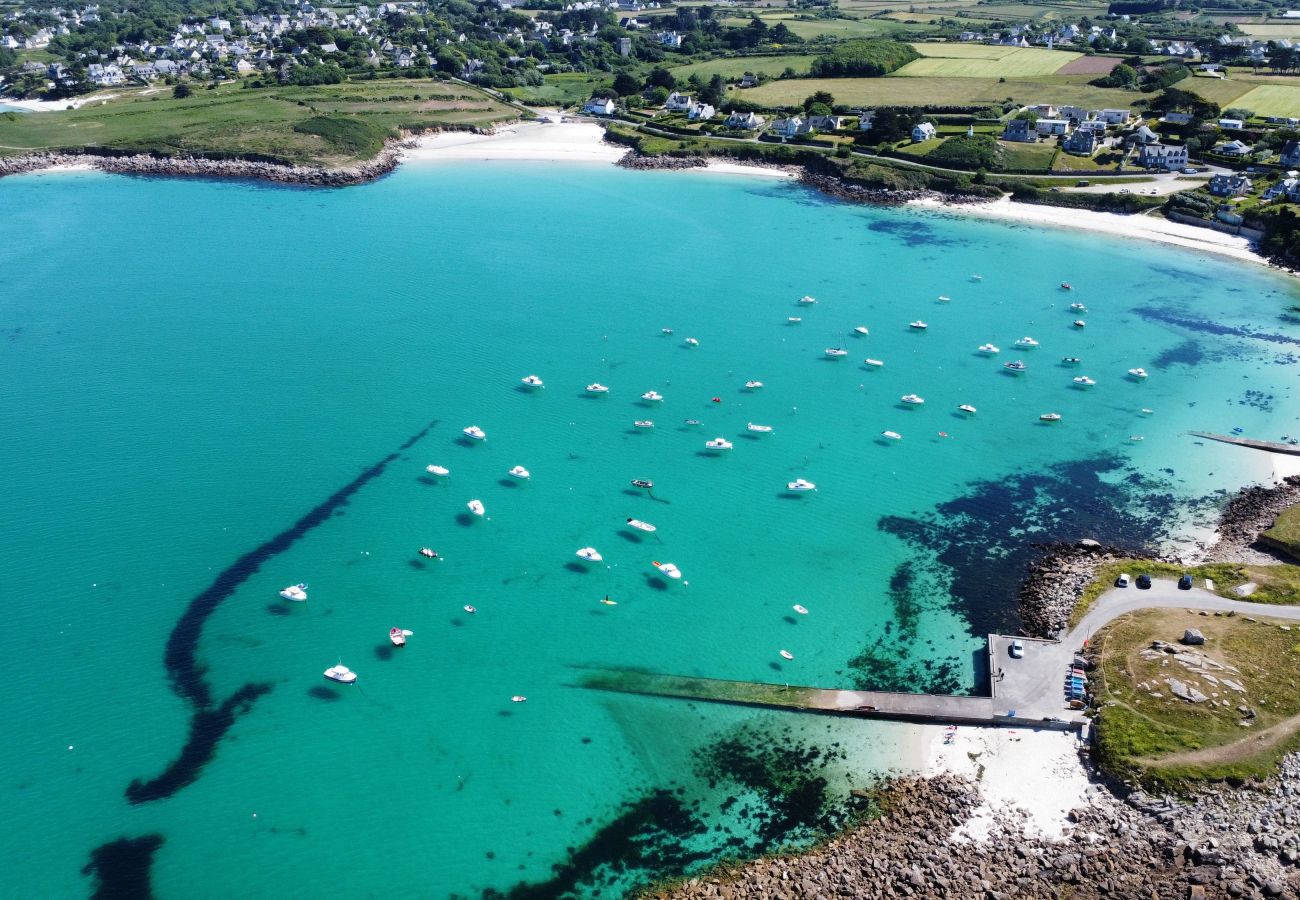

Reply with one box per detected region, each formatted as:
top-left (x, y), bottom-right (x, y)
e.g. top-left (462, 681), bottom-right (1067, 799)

top-left (988, 633), bottom-right (1085, 723)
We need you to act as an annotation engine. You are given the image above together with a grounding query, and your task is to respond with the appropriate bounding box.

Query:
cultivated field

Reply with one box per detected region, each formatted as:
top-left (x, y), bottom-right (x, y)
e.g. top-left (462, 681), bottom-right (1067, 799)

top-left (1186, 73), bottom-right (1300, 116)
top-left (1232, 84), bottom-right (1300, 117)
top-left (897, 44), bottom-right (1079, 77)
top-left (742, 74), bottom-right (1137, 109)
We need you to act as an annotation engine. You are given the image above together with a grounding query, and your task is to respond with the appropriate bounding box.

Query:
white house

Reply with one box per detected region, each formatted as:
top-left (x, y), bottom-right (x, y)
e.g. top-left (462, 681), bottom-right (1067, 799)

top-left (656, 31), bottom-right (682, 47)
top-left (1264, 175), bottom-right (1300, 202)
top-left (687, 102), bottom-right (714, 121)
top-left (1160, 112), bottom-right (1193, 125)
top-left (1209, 173), bottom-right (1252, 196)
top-left (725, 111), bottom-right (764, 129)
top-left (583, 96), bottom-right (616, 116)
top-left (1035, 118), bottom-right (1070, 136)
top-left (911, 121), bottom-right (937, 142)
top-left (1217, 118), bottom-right (1245, 130)
top-left (1138, 143), bottom-right (1188, 170)
top-left (1215, 139), bottom-right (1252, 157)
top-left (664, 91), bottom-right (692, 112)
top-left (770, 116), bottom-right (804, 139)
top-left (1097, 108), bottom-right (1131, 125)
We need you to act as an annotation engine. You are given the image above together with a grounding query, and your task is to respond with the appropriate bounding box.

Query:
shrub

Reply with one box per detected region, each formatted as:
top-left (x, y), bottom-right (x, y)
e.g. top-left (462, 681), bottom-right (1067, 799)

top-left (809, 40), bottom-right (920, 78)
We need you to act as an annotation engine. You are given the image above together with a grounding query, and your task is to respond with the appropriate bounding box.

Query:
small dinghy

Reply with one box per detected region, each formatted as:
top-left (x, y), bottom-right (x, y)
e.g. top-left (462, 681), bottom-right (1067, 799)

top-left (747, 423), bottom-right (773, 433)
top-left (418, 548), bottom-right (438, 559)
top-left (641, 390), bottom-right (664, 402)
top-left (1129, 435), bottom-right (1145, 442)
top-left (511, 695), bottom-right (527, 703)
top-left (788, 316), bottom-right (802, 324)
top-left (462, 425), bottom-right (486, 441)
top-left (279, 583), bottom-right (308, 602)
top-left (389, 627), bottom-right (409, 647)
top-left (1073, 319), bottom-right (1086, 328)
top-left (626, 517), bottom-right (656, 533)
top-left (576, 547), bottom-right (603, 563)
top-left (958, 404), bottom-right (977, 415)
top-left (1062, 356), bottom-right (1082, 365)
top-left (793, 604), bottom-right (809, 615)
top-left (937, 295), bottom-right (950, 303)
top-left (881, 430), bottom-right (902, 441)
top-left (467, 499), bottom-right (485, 517)
top-left (586, 383), bottom-right (610, 394)
top-left (463, 605), bottom-right (477, 614)
top-left (779, 650), bottom-right (794, 661)
top-left (864, 358), bottom-right (884, 368)
top-left (661, 327), bottom-right (673, 335)
top-left (909, 321), bottom-right (928, 330)
top-left (705, 437), bottom-right (733, 451)
top-left (630, 479), bottom-right (654, 489)
top-left (600, 596), bottom-right (618, 606)
top-left (786, 478), bottom-right (816, 492)
top-left (520, 374), bottom-right (544, 389)
top-left (853, 326), bottom-right (870, 336)
top-left (508, 465), bottom-right (531, 479)
top-left (684, 337), bottom-right (699, 347)
top-left (426, 464), bottom-right (450, 476)
top-left (1060, 282), bottom-right (1073, 291)
top-left (324, 664), bottom-right (356, 684)
top-left (1040, 413), bottom-right (1062, 422)
top-left (633, 420), bottom-right (655, 429)
top-left (683, 419), bottom-right (701, 426)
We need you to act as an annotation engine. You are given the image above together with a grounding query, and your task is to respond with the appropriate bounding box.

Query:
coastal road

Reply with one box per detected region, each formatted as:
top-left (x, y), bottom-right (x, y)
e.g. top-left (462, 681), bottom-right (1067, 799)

top-left (1000, 578), bottom-right (1300, 722)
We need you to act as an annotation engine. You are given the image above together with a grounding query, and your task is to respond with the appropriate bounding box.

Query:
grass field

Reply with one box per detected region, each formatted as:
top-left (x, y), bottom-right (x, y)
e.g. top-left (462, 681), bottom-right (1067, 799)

top-left (718, 14), bottom-right (911, 39)
top-left (0, 79), bottom-right (516, 165)
top-left (743, 75), bottom-right (1138, 109)
top-left (1093, 608), bottom-right (1300, 788)
top-left (1231, 84), bottom-right (1300, 117)
top-left (670, 54), bottom-right (814, 81)
top-left (897, 45), bottom-right (1079, 77)
top-left (1186, 74), bottom-right (1300, 116)
top-left (501, 73), bottom-right (608, 106)
top-left (1236, 23), bottom-right (1300, 39)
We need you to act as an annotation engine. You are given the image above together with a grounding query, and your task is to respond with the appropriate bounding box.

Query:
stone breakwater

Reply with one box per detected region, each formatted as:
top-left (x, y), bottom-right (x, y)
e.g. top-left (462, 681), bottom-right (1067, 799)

top-left (655, 762), bottom-right (1300, 899)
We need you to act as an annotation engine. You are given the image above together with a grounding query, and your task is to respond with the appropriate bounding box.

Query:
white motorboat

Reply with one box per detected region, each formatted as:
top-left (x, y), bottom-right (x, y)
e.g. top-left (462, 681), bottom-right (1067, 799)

top-left (824, 347), bottom-right (848, 358)
top-left (426, 464), bottom-right (450, 476)
top-left (633, 420), bottom-right (654, 429)
top-left (652, 560), bottom-right (683, 580)
top-left (1003, 360), bottom-right (1027, 374)
top-left (978, 343), bottom-right (1000, 354)
top-left (798, 295), bottom-right (817, 305)
top-left (1073, 319), bottom-right (1086, 328)
top-left (881, 430), bottom-right (902, 441)
top-left (909, 320), bottom-right (928, 330)
top-left (787, 478), bottom-right (816, 492)
top-left (1128, 367), bottom-right (1148, 379)
top-left (958, 404), bottom-right (977, 415)
top-left (463, 425), bottom-right (486, 441)
top-left (1070, 303), bottom-right (1087, 312)
top-left (508, 465), bottom-right (531, 479)
top-left (1141, 408), bottom-right (1154, 415)
top-left (853, 326), bottom-right (870, 336)
top-left (779, 650), bottom-right (794, 660)
top-left (279, 583), bottom-right (308, 602)
top-left (970, 274), bottom-right (983, 281)
top-left (1130, 435), bottom-right (1145, 441)
top-left (520, 374), bottom-right (544, 388)
top-left (463, 605), bottom-right (477, 614)
top-left (684, 337), bottom-right (699, 347)
top-left (630, 479), bottom-right (654, 489)
top-left (1040, 413), bottom-right (1062, 422)
top-left (467, 499), bottom-right (485, 517)
top-left (864, 358), bottom-right (884, 368)
top-left (1014, 336), bottom-right (1039, 348)
top-left (682, 419), bottom-right (701, 427)
top-left (745, 380), bottom-right (764, 389)
top-left (576, 547), bottom-right (603, 563)
top-left (586, 383), bottom-right (610, 394)
top-left (418, 548), bottom-right (438, 559)
top-left (900, 394), bottom-right (925, 405)
top-left (323, 664), bottom-right (356, 684)
top-left (788, 316), bottom-right (802, 324)
top-left (705, 437), bottom-right (733, 451)
top-left (1072, 376), bottom-right (1096, 387)
top-left (641, 390), bottom-right (664, 402)
top-left (793, 604), bottom-right (809, 615)
top-left (1062, 356), bottom-right (1082, 365)
top-left (661, 327), bottom-right (674, 335)
top-left (389, 627), bottom-right (409, 647)
top-left (747, 423), bottom-right (772, 433)
top-left (626, 517), bottom-right (656, 533)
top-left (937, 295), bottom-right (951, 303)
top-left (511, 695), bottom-right (527, 703)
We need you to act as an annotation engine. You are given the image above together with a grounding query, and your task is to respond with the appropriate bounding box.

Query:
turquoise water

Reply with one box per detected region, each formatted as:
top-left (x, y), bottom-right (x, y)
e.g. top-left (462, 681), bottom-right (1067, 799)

top-left (2, 163), bottom-right (1299, 898)
top-left (0, 102), bottom-right (30, 112)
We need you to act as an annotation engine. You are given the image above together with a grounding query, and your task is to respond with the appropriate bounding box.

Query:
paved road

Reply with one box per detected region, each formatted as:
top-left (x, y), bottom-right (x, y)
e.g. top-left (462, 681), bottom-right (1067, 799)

top-left (1003, 578), bottom-right (1300, 722)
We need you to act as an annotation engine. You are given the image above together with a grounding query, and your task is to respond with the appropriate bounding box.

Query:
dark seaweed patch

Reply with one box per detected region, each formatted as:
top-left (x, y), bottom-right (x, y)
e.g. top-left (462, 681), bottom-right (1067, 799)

top-left (1133, 306), bottom-right (1300, 347)
top-left (866, 217), bottom-right (960, 248)
top-left (126, 420), bottom-right (436, 805)
top-left (83, 834), bottom-right (164, 900)
top-left (878, 454), bottom-right (1181, 637)
top-left (1152, 339), bottom-right (1203, 369)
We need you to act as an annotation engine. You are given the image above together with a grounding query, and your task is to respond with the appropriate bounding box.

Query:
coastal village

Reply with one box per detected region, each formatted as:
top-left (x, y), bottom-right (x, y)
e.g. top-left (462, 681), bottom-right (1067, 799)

top-left (12, 1), bottom-right (1300, 900)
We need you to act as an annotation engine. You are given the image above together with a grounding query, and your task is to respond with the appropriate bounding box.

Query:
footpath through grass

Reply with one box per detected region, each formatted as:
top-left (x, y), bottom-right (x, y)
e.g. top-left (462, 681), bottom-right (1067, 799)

top-left (1092, 608), bottom-right (1300, 790)
top-left (0, 79), bottom-right (517, 166)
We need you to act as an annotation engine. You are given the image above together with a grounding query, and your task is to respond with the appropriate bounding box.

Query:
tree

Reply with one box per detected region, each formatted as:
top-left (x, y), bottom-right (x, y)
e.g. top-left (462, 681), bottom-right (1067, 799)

top-left (1013, 109), bottom-right (1039, 125)
top-left (700, 73), bottom-right (726, 106)
top-left (770, 23), bottom-right (800, 44)
top-left (172, 83), bottom-right (192, 99)
top-left (804, 90), bottom-right (834, 111)
top-left (646, 67), bottom-right (676, 90)
top-left (806, 102), bottom-right (832, 116)
top-left (647, 86), bottom-right (670, 105)
top-left (612, 72), bottom-right (640, 96)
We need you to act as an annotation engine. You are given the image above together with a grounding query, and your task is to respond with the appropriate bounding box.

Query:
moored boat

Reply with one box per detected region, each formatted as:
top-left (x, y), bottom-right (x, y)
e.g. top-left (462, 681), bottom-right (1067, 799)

top-left (978, 343), bottom-right (1000, 354)
top-left (633, 420), bottom-right (654, 429)
top-left (418, 548), bottom-right (438, 559)
top-left (426, 464), bottom-right (450, 476)
top-left (586, 383), bottom-right (610, 394)
top-left (520, 374), bottom-right (544, 388)
top-left (779, 650), bottom-right (794, 660)
top-left (324, 664), bottom-right (356, 684)
top-left (853, 326), bottom-right (870, 336)
top-left (508, 465), bottom-right (531, 479)
top-left (467, 499), bottom-right (485, 517)
top-left (1072, 376), bottom-right (1096, 387)
top-left (1062, 356), bottom-right (1082, 365)
top-left (786, 478), bottom-right (816, 492)
top-left (1003, 360), bottom-right (1027, 374)
top-left (1127, 367), bottom-right (1149, 379)
top-left (630, 479), bottom-right (653, 489)
top-left (792, 604), bottom-right (809, 615)
top-left (705, 437), bottom-right (733, 451)
top-left (747, 423), bottom-right (773, 433)
top-left (626, 517), bottom-right (657, 533)
top-left (1040, 413), bottom-right (1062, 422)
top-left (881, 430), bottom-right (902, 441)
top-left (1073, 319), bottom-right (1086, 328)
top-left (864, 358), bottom-right (884, 368)
top-left (900, 393), bottom-right (925, 405)
top-left (958, 404), bottom-right (977, 414)
top-left (463, 425), bottom-right (486, 441)
top-left (798, 295), bottom-right (817, 305)
top-left (824, 347), bottom-right (848, 358)
top-left (389, 627), bottom-right (407, 647)
top-left (684, 337), bottom-right (699, 347)
top-left (1014, 336), bottom-right (1039, 348)
top-left (909, 320), bottom-right (928, 330)
top-left (640, 390), bottom-right (663, 402)
top-left (745, 380), bottom-right (764, 389)
top-left (1070, 302), bottom-right (1087, 312)
top-left (576, 546), bottom-right (603, 563)
top-left (279, 583), bottom-right (308, 602)
top-left (652, 560), bottom-right (683, 580)
top-left (788, 316), bottom-right (802, 324)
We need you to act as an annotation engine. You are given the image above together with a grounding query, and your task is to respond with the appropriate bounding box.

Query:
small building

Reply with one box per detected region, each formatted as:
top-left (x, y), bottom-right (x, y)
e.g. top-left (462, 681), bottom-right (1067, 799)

top-left (1160, 112), bottom-right (1193, 126)
top-left (1138, 143), bottom-right (1189, 170)
top-left (1281, 140), bottom-right (1300, 167)
top-left (725, 111), bottom-right (764, 130)
top-left (857, 109), bottom-right (876, 132)
top-left (1209, 173), bottom-right (1253, 196)
top-left (1062, 128), bottom-right (1097, 156)
top-left (1131, 125), bottom-right (1160, 145)
top-left (806, 114), bottom-right (843, 132)
top-left (911, 122), bottom-right (937, 143)
top-left (582, 96), bottom-right (616, 116)
top-left (687, 102), bottom-right (715, 121)
top-left (616, 37), bottom-right (631, 58)
top-left (665, 91), bottom-right (692, 112)
top-left (1097, 108), bottom-right (1131, 125)
top-left (1035, 118), bottom-right (1070, 136)
top-left (1264, 176), bottom-right (1300, 203)
top-left (1215, 139), bottom-right (1253, 158)
top-left (739, 73), bottom-right (758, 89)
top-left (770, 116), bottom-right (805, 139)
top-left (1002, 119), bottom-right (1036, 143)
top-left (1218, 118), bottom-right (1245, 130)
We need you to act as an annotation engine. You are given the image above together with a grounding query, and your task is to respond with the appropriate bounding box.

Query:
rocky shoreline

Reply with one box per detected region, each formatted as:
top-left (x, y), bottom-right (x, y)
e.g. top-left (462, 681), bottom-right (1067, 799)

top-left (1206, 475), bottom-right (1300, 563)
top-left (799, 171), bottom-right (981, 207)
top-left (654, 762), bottom-right (1300, 899)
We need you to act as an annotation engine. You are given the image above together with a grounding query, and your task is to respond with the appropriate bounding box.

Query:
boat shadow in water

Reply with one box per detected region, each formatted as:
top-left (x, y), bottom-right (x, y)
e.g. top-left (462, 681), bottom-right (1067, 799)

top-left (454, 437), bottom-right (479, 448)
top-left (768, 661), bottom-right (786, 673)
top-left (416, 475), bottom-right (440, 486)
top-left (265, 603), bottom-right (291, 617)
top-left (739, 433), bottom-right (763, 442)
top-left (643, 575), bottom-right (670, 591)
top-left (374, 643), bottom-right (394, 661)
top-left (308, 686), bottom-right (341, 702)
top-left (564, 562), bottom-right (590, 574)
top-left (407, 559), bottom-right (431, 571)
top-left (782, 615), bottom-right (798, 625)
top-left (497, 478), bottom-right (520, 489)
top-left (455, 513), bottom-right (477, 527)
top-left (874, 437), bottom-right (897, 447)
top-left (616, 529), bottom-right (643, 544)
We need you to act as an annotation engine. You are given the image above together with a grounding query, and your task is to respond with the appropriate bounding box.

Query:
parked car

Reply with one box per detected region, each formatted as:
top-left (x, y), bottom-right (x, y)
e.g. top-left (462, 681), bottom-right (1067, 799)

top-left (1009, 639), bottom-right (1024, 658)
top-left (1116, 573), bottom-right (1131, 588)
top-left (1178, 573), bottom-right (1193, 590)
top-left (1075, 179), bottom-right (1090, 187)
top-left (1181, 167), bottom-right (1198, 175)
top-left (1136, 574), bottom-right (1152, 589)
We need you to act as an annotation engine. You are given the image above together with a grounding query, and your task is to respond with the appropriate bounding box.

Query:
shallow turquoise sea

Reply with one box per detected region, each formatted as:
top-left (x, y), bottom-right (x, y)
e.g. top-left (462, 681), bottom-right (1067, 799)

top-left (2, 162), bottom-right (1299, 898)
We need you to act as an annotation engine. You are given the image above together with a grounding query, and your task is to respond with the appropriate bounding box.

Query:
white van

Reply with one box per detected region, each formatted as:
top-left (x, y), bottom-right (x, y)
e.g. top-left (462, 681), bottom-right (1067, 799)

top-left (1116, 573), bottom-right (1131, 588)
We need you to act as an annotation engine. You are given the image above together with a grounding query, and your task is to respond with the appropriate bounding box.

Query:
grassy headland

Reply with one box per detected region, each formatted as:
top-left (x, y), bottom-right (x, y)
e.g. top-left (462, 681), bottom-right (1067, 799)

top-left (0, 80), bottom-right (517, 168)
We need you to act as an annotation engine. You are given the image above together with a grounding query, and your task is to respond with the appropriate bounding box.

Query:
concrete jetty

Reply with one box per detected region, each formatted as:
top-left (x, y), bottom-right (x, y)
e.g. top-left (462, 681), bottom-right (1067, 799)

top-left (1190, 431), bottom-right (1300, 456)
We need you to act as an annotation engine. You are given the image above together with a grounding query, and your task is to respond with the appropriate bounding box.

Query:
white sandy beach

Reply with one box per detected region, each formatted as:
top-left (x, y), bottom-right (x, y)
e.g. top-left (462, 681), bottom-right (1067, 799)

top-left (920, 723), bottom-right (1093, 841)
top-left (913, 195), bottom-right (1264, 269)
top-left (1, 92), bottom-right (118, 112)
